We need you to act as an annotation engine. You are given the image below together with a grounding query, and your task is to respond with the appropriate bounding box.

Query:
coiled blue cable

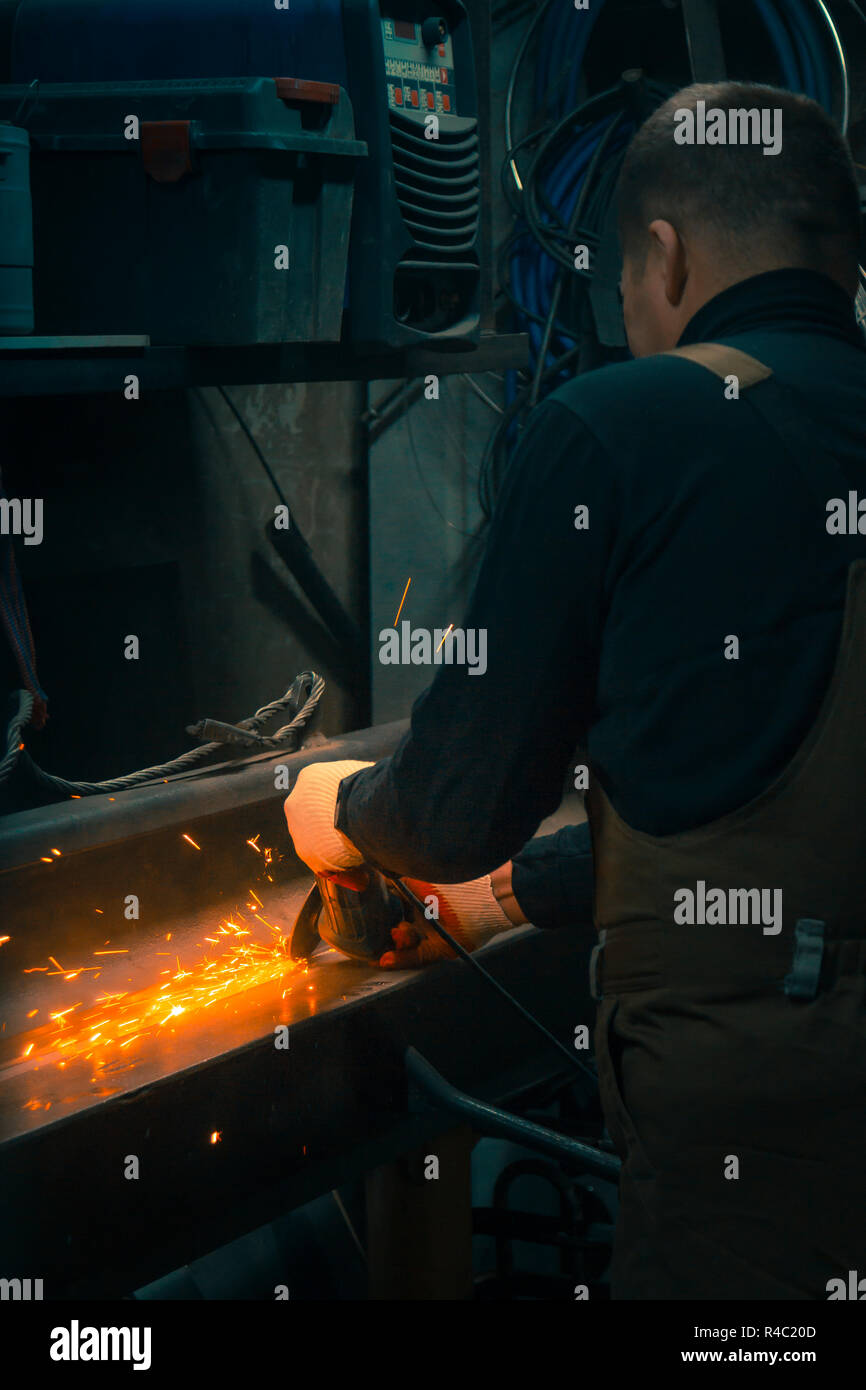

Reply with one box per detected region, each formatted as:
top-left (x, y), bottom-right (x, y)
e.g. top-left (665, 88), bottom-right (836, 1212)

top-left (788, 0), bottom-right (821, 102)
top-left (752, 0), bottom-right (802, 91)
top-left (536, 0), bottom-right (605, 118)
top-left (513, 0), bottom-right (842, 393)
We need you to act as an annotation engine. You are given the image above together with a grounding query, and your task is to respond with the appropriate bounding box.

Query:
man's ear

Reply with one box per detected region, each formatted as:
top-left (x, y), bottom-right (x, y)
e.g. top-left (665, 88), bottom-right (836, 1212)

top-left (649, 219), bottom-right (688, 308)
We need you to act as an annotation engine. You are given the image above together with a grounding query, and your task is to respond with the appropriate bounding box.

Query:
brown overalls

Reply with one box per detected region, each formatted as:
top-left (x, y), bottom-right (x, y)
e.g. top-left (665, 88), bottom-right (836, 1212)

top-left (586, 343), bottom-right (866, 1300)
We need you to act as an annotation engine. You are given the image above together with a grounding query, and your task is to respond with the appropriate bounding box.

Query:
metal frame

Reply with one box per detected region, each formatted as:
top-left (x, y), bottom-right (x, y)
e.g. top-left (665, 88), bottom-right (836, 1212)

top-left (0, 332), bottom-right (529, 398)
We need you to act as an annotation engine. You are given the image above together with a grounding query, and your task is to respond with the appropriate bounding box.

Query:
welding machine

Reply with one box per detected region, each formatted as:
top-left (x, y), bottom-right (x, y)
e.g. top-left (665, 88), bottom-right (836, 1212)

top-left (9, 0), bottom-right (481, 349)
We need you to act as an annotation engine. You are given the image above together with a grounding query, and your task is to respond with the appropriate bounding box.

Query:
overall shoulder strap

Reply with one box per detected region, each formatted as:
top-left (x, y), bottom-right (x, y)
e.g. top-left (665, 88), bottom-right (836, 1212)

top-left (663, 342), bottom-right (857, 536)
top-left (664, 341), bottom-right (772, 388)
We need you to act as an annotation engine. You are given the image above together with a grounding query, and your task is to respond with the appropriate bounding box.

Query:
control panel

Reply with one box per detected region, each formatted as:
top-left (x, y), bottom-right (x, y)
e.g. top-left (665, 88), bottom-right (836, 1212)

top-left (380, 14), bottom-right (458, 117)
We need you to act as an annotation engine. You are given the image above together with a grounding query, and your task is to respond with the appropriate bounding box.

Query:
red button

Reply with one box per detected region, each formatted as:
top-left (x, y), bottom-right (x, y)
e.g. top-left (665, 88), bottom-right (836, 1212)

top-left (410, 89), bottom-right (419, 106)
top-left (426, 92), bottom-right (435, 109)
top-left (394, 87), bottom-right (403, 104)
top-left (442, 93), bottom-right (451, 112)
top-left (439, 68), bottom-right (448, 84)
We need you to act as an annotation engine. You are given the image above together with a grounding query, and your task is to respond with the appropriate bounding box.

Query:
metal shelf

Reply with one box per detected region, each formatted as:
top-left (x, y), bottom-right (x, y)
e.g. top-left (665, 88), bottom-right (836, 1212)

top-left (0, 331), bottom-right (529, 397)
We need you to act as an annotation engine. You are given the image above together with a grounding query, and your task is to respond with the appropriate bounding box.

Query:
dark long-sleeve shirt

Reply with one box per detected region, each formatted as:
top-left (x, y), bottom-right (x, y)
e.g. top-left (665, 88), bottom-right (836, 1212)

top-left (336, 269), bottom-right (866, 927)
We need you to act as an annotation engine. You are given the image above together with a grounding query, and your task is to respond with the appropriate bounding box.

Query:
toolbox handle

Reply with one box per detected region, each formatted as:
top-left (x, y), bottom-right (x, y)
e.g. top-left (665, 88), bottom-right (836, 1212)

top-left (274, 77), bottom-right (341, 105)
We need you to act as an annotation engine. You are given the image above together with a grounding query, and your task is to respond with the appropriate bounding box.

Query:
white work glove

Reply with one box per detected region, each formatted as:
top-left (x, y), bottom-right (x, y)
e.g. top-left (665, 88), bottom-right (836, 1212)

top-left (380, 874), bottom-right (517, 969)
top-left (283, 759), bottom-right (373, 875)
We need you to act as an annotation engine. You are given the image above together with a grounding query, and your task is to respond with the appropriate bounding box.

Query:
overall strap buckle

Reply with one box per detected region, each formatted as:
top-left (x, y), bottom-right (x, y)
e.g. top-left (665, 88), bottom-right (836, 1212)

top-left (589, 929), bottom-right (607, 1002)
top-left (783, 918), bottom-right (825, 1000)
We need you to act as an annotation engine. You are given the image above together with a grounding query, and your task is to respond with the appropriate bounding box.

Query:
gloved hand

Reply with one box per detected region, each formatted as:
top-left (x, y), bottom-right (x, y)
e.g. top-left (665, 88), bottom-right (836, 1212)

top-left (284, 759), bottom-right (373, 875)
top-left (381, 873), bottom-right (518, 969)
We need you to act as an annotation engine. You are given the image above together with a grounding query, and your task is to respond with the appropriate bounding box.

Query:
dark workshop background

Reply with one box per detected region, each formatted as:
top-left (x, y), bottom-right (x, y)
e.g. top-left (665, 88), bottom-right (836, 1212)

top-left (2, 1), bottom-right (866, 782)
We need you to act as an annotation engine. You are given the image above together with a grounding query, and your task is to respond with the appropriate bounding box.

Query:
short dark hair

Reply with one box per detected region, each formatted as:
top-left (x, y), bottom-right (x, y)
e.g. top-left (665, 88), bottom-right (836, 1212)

top-left (617, 82), bottom-right (861, 277)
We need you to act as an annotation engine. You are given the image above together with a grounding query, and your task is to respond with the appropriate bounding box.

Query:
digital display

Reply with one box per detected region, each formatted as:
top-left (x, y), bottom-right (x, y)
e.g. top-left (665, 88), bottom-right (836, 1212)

top-left (394, 20), bottom-right (416, 39)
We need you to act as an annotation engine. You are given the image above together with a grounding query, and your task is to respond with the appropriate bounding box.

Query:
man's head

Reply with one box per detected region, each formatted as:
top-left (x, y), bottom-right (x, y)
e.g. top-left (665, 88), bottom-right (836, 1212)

top-left (617, 82), bottom-right (862, 357)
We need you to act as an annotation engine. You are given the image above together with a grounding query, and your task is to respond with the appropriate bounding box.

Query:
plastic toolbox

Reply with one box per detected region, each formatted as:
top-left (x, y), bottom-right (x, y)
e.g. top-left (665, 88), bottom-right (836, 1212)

top-left (0, 77), bottom-right (367, 344)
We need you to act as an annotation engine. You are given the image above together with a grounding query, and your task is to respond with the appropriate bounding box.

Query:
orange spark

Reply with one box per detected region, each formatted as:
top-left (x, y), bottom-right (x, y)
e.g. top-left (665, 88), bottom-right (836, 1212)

top-left (182, 834), bottom-right (201, 850)
top-left (18, 882), bottom-right (301, 1078)
top-left (394, 576), bottom-right (412, 626)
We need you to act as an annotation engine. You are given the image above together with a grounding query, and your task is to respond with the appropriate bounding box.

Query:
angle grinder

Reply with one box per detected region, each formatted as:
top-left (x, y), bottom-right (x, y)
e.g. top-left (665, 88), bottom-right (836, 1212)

top-left (287, 865), bottom-right (428, 964)
top-left (287, 862), bottom-right (599, 1085)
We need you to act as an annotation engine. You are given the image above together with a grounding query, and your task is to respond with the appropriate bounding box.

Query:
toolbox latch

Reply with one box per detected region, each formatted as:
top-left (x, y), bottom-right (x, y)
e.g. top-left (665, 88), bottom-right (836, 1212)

top-left (141, 120), bottom-right (193, 183)
top-left (274, 77), bottom-right (340, 106)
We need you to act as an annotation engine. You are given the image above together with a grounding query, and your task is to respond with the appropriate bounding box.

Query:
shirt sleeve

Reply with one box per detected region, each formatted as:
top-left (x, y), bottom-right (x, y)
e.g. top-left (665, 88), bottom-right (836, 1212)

top-left (335, 398), bottom-right (617, 884)
top-left (510, 820), bottom-right (595, 930)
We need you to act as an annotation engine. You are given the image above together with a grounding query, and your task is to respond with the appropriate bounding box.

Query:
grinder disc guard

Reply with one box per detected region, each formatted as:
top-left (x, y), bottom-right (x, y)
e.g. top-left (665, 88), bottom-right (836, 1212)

top-left (288, 868), bottom-right (415, 964)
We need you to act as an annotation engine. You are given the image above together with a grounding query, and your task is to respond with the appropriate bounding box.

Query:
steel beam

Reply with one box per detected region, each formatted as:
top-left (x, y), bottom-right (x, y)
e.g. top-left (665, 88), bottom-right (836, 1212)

top-left (0, 720), bottom-right (596, 1297)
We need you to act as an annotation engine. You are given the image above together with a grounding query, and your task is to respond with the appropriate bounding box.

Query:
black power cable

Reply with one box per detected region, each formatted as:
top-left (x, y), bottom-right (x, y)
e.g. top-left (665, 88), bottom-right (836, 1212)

top-left (530, 109), bottom-right (627, 408)
top-left (381, 870), bottom-right (598, 1085)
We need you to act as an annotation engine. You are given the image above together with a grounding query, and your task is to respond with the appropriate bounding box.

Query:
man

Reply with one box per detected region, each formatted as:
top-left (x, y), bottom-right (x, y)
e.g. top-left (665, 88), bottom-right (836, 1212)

top-left (285, 82), bottom-right (866, 1299)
